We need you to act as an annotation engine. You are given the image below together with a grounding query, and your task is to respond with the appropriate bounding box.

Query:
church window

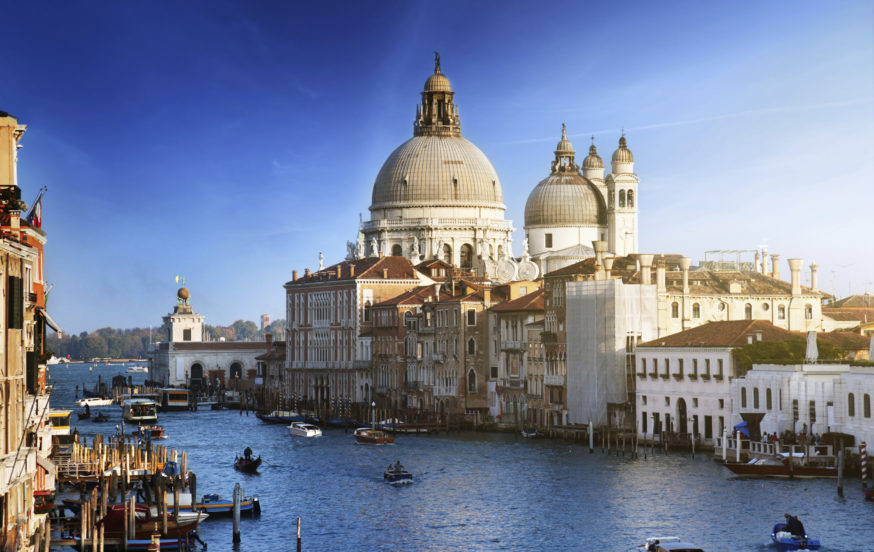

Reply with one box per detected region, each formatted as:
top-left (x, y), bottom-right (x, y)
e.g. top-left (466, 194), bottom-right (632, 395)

top-left (467, 338), bottom-right (476, 355)
top-left (671, 302), bottom-right (679, 318)
top-left (468, 369), bottom-right (477, 393)
top-left (364, 301), bottom-right (372, 322)
top-left (778, 305), bottom-right (786, 320)
top-left (741, 388), bottom-right (747, 408)
top-left (391, 244), bottom-right (402, 256)
top-left (627, 190), bottom-right (634, 208)
top-left (619, 189), bottom-right (626, 208)
top-left (805, 304), bottom-right (813, 320)
top-left (766, 388), bottom-right (772, 410)
top-left (762, 302), bottom-right (769, 311)
top-left (442, 244), bottom-right (452, 264)
top-left (467, 309), bottom-right (476, 326)
top-left (744, 303), bottom-right (752, 319)
top-left (753, 388), bottom-right (759, 409)
top-left (183, 329), bottom-right (191, 341)
top-left (847, 393), bottom-right (854, 417)
top-left (692, 303), bottom-right (700, 318)
top-left (460, 243), bottom-right (473, 269)
top-left (545, 233), bottom-right (553, 248)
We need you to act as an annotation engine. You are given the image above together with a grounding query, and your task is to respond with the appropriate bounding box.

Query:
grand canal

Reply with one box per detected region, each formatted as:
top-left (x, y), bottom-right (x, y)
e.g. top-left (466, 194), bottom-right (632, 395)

top-left (51, 364), bottom-right (872, 551)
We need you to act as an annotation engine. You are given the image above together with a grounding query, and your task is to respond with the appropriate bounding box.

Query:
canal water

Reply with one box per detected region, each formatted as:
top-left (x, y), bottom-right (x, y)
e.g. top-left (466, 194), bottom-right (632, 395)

top-left (51, 363), bottom-right (873, 552)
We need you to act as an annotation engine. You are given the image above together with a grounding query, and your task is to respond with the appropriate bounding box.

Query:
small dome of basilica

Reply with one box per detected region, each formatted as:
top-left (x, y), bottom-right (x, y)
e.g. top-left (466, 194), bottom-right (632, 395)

top-left (611, 136), bottom-right (634, 164)
top-left (583, 143), bottom-right (603, 170)
top-left (424, 72), bottom-right (452, 93)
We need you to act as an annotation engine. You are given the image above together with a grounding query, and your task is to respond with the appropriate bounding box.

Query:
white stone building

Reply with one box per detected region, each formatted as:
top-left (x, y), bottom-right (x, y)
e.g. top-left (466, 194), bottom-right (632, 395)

top-left (732, 362), bottom-right (874, 446)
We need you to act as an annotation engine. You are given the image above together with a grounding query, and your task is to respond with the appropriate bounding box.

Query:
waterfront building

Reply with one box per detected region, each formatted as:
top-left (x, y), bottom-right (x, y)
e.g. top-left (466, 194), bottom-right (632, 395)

top-left (0, 111), bottom-right (54, 551)
top-left (634, 320), bottom-right (798, 444)
top-left (489, 288), bottom-right (546, 428)
top-left (284, 256), bottom-right (433, 415)
top-left (149, 289), bottom-right (267, 388)
top-left (821, 293), bottom-right (874, 333)
top-left (255, 334), bottom-right (285, 391)
top-left (524, 127), bottom-right (638, 274)
top-left (732, 362), bottom-right (874, 447)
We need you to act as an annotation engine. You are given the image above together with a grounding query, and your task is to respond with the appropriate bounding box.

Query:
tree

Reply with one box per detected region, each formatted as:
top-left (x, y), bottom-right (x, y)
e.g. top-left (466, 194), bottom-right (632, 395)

top-left (79, 335), bottom-right (108, 360)
top-left (231, 320), bottom-right (259, 341)
top-left (264, 319), bottom-right (286, 340)
top-left (732, 338), bottom-right (839, 377)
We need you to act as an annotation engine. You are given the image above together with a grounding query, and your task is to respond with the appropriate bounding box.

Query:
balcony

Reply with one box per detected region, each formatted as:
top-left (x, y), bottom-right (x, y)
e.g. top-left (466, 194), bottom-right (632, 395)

top-left (544, 374), bottom-right (564, 386)
top-left (688, 373), bottom-right (697, 381)
top-left (352, 360), bottom-right (371, 370)
top-left (713, 372), bottom-right (724, 381)
top-left (404, 381), bottom-right (422, 391)
top-left (432, 353), bottom-right (445, 363)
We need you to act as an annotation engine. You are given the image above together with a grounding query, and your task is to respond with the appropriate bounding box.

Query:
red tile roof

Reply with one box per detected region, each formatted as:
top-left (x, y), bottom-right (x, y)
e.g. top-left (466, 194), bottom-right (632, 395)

top-left (490, 288), bottom-right (545, 313)
top-left (286, 256), bottom-right (421, 285)
top-left (638, 320), bottom-right (798, 348)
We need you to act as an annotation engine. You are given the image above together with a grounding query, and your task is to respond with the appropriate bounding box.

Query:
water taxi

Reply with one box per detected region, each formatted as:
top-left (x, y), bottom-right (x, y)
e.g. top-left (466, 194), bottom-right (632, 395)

top-left (121, 398), bottom-right (158, 424)
top-left (353, 427), bottom-right (394, 445)
top-left (288, 422), bottom-right (322, 437)
top-left (48, 410), bottom-right (72, 437)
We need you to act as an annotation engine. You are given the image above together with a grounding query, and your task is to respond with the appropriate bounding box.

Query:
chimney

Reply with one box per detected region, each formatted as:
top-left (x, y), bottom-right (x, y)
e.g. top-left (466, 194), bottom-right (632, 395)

top-left (810, 263), bottom-right (818, 292)
top-left (433, 283), bottom-right (441, 302)
top-left (293, 270), bottom-right (298, 281)
top-left (656, 258), bottom-right (666, 293)
top-left (788, 258), bottom-right (803, 296)
top-left (761, 246), bottom-right (769, 274)
top-left (771, 254), bottom-right (780, 280)
top-left (304, 268), bottom-right (311, 278)
top-left (754, 251), bottom-right (761, 274)
top-left (350, 265), bottom-right (355, 277)
top-left (382, 268), bottom-right (389, 279)
top-left (266, 333), bottom-right (273, 346)
top-left (483, 287), bottom-right (491, 304)
top-left (593, 240), bottom-right (607, 280)
top-left (336, 266), bottom-right (342, 279)
top-left (681, 257), bottom-right (691, 294)
top-left (639, 254), bottom-right (654, 286)
top-left (603, 257), bottom-right (614, 279)
top-left (9, 211), bottom-right (19, 231)
top-left (379, 251), bottom-right (384, 259)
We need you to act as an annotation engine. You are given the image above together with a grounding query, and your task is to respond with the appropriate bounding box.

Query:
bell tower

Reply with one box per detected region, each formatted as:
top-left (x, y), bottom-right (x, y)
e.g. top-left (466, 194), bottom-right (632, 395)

top-left (607, 135), bottom-right (639, 256)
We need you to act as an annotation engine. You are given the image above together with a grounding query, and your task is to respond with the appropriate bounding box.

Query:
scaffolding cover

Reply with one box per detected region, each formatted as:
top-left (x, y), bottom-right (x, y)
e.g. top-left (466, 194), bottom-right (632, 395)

top-left (566, 279), bottom-right (657, 426)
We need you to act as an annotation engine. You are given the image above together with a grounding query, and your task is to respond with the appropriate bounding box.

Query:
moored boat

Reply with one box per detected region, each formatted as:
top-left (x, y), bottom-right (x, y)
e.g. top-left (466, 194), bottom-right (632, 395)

top-left (723, 456), bottom-right (836, 478)
top-left (521, 428), bottom-right (545, 439)
top-left (770, 522), bottom-right (821, 551)
top-left (161, 491), bottom-right (261, 516)
top-left (353, 427), bottom-right (394, 445)
top-left (257, 410), bottom-right (305, 424)
top-left (92, 412), bottom-right (110, 423)
top-left (289, 422), bottom-right (322, 437)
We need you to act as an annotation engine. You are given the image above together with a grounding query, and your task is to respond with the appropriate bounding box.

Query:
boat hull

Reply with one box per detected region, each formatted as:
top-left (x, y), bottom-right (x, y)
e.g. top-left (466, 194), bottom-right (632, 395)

top-left (384, 470), bottom-right (413, 485)
top-left (771, 524), bottom-right (821, 550)
top-left (234, 456), bottom-right (262, 473)
top-left (724, 462), bottom-right (835, 478)
top-left (353, 428), bottom-right (394, 445)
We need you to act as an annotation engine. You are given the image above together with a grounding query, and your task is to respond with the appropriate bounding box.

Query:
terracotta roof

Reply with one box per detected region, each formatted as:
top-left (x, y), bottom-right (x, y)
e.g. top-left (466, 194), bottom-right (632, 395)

top-left (815, 331), bottom-right (871, 351)
top-left (374, 286), bottom-right (435, 307)
top-left (831, 293), bottom-right (874, 308)
top-left (638, 320), bottom-right (798, 348)
top-left (490, 288), bottom-right (545, 313)
top-left (255, 341), bottom-right (286, 361)
top-left (822, 308), bottom-right (874, 322)
top-left (286, 256), bottom-right (421, 285)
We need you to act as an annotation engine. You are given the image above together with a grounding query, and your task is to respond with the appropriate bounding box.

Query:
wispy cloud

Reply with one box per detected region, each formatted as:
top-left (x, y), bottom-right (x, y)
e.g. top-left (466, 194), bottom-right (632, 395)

top-left (499, 97), bottom-right (874, 146)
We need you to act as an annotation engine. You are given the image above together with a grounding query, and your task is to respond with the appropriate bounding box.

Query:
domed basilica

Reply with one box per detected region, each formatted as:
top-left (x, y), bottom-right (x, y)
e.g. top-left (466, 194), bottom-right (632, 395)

top-left (350, 54), bottom-right (639, 280)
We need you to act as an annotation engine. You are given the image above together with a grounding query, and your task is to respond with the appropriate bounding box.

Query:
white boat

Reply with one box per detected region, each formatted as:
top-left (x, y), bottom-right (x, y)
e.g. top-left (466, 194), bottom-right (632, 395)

top-left (288, 422), bottom-right (322, 438)
top-left (637, 536), bottom-right (705, 552)
top-left (76, 397), bottom-right (114, 407)
top-left (126, 365), bottom-right (148, 374)
top-left (122, 398), bottom-right (158, 424)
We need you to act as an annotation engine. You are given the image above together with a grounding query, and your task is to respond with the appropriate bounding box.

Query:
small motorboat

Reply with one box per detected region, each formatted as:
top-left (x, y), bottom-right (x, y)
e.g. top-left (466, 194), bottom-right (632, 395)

top-left (159, 491), bottom-right (261, 516)
top-left (289, 422), bottom-right (322, 438)
top-left (383, 463), bottom-right (413, 486)
top-left (637, 536), bottom-right (705, 552)
top-left (257, 410), bottom-right (305, 424)
top-left (234, 455), bottom-right (262, 473)
top-left (771, 522), bottom-right (820, 551)
top-left (92, 412), bottom-right (110, 423)
top-left (135, 425), bottom-right (166, 440)
top-left (723, 456), bottom-right (836, 478)
top-left (353, 427), bottom-right (394, 445)
top-left (75, 397), bottom-right (114, 408)
top-left (521, 428), bottom-right (545, 439)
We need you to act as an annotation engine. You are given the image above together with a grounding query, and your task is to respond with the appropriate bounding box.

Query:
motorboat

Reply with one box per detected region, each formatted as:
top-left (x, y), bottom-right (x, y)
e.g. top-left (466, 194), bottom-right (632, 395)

top-left (77, 409), bottom-right (90, 420)
top-left (126, 364), bottom-right (149, 373)
top-left (771, 522), bottom-right (821, 550)
top-left (289, 422), bottom-right (322, 437)
top-left (637, 536), bottom-right (705, 552)
top-left (134, 425), bottom-right (166, 440)
top-left (122, 398), bottom-right (158, 424)
top-left (162, 491), bottom-right (261, 516)
top-left (75, 397), bottom-right (114, 408)
top-left (353, 427), bottom-right (394, 445)
top-left (234, 455), bottom-right (262, 473)
top-left (383, 464), bottom-right (413, 486)
top-left (723, 456), bottom-right (836, 478)
top-left (521, 428), bottom-right (545, 439)
top-left (257, 410), bottom-right (305, 424)
top-left (48, 410), bottom-right (71, 437)
top-left (92, 412), bottom-right (110, 423)
top-left (158, 388), bottom-right (190, 411)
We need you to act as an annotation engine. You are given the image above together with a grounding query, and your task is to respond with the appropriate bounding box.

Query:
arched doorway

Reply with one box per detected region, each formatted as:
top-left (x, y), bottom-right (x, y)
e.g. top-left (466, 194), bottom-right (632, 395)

top-left (460, 243), bottom-right (473, 268)
top-left (190, 363), bottom-right (203, 382)
top-left (391, 244), bottom-right (403, 256)
top-left (230, 362), bottom-right (242, 381)
top-left (677, 398), bottom-right (688, 434)
top-left (442, 244), bottom-right (452, 264)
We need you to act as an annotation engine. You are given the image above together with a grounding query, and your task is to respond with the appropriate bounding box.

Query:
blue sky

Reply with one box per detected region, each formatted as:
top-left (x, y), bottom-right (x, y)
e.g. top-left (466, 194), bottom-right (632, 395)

top-left (4, 1), bottom-right (872, 334)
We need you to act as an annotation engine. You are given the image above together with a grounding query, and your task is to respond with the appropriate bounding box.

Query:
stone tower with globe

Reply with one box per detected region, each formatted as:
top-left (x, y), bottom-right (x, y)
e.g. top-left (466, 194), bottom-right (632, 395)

top-left (360, 53), bottom-right (514, 277)
top-left (163, 284), bottom-right (205, 342)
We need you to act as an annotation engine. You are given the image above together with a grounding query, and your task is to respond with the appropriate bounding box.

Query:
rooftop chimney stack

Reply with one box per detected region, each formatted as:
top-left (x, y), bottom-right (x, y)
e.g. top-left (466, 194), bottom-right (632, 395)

top-left (754, 251), bottom-right (762, 274)
top-left (350, 265), bottom-right (355, 277)
top-left (810, 263), bottom-right (818, 292)
top-left (771, 254), bottom-right (780, 280)
top-left (304, 268), bottom-right (311, 278)
top-left (639, 254), bottom-right (654, 286)
top-left (656, 258), bottom-right (666, 292)
top-left (293, 270), bottom-right (298, 281)
top-left (681, 257), bottom-right (691, 294)
top-left (593, 240), bottom-right (607, 280)
top-left (603, 257), bottom-right (614, 279)
top-left (788, 258), bottom-right (803, 296)
top-left (761, 246), bottom-right (769, 274)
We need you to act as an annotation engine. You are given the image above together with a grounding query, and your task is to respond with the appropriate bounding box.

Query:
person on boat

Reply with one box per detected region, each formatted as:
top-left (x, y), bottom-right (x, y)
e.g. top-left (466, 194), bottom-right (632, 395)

top-left (387, 463), bottom-right (395, 473)
top-left (783, 513), bottom-right (805, 537)
top-left (85, 403), bottom-right (90, 416)
top-left (394, 460), bottom-right (404, 472)
top-left (243, 447), bottom-right (253, 460)
top-left (646, 539), bottom-right (659, 552)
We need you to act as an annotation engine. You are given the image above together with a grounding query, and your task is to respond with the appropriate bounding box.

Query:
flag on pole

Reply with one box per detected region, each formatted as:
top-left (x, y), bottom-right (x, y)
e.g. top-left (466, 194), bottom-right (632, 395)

top-left (26, 190), bottom-right (43, 228)
top-left (175, 275), bottom-right (179, 284)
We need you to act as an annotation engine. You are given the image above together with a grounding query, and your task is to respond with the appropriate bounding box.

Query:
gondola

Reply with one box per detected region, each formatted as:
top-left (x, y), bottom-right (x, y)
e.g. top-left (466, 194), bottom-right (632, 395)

top-left (233, 455), bottom-right (262, 473)
top-left (92, 412), bottom-right (110, 423)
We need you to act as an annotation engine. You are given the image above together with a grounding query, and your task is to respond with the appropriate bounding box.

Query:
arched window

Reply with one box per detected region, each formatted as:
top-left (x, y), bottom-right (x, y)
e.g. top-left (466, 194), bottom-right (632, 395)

top-left (230, 362), bottom-right (242, 380)
top-left (766, 388), bottom-right (772, 410)
top-left (805, 304), bottom-right (813, 320)
top-left (364, 301), bottom-right (372, 322)
top-left (627, 190), bottom-right (634, 208)
top-left (460, 243), bottom-right (473, 269)
top-left (442, 244), bottom-right (452, 264)
top-left (864, 394), bottom-right (871, 418)
top-left (391, 244), bottom-right (403, 256)
top-left (753, 388), bottom-right (760, 409)
top-left (671, 302), bottom-right (679, 318)
top-left (467, 338), bottom-right (476, 356)
top-left (741, 388), bottom-right (747, 408)
top-left (745, 303), bottom-right (753, 319)
top-left (619, 189), bottom-right (626, 208)
top-left (778, 305), bottom-right (786, 320)
top-left (467, 369), bottom-right (477, 393)
top-left (848, 393), bottom-right (855, 417)
top-left (692, 303), bottom-right (700, 318)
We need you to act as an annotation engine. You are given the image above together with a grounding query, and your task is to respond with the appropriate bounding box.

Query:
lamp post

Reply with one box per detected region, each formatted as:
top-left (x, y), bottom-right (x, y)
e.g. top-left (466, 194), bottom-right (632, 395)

top-left (371, 401), bottom-right (376, 427)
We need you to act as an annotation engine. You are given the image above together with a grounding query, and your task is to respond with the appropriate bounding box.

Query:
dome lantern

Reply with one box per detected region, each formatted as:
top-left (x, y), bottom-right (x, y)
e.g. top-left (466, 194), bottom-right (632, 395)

top-left (611, 135), bottom-right (634, 174)
top-left (414, 52), bottom-right (461, 137)
top-left (550, 123), bottom-right (579, 174)
top-left (582, 137), bottom-right (604, 180)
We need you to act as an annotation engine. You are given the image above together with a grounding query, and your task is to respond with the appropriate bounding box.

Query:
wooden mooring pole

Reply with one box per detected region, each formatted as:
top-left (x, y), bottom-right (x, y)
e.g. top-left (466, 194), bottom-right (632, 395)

top-left (232, 482), bottom-right (242, 543)
top-left (837, 439), bottom-right (844, 497)
top-left (297, 517), bottom-right (302, 552)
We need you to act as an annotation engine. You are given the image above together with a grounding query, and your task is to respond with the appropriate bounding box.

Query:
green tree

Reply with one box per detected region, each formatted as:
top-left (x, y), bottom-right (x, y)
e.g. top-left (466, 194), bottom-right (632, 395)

top-left (732, 338), bottom-right (839, 377)
top-left (265, 319), bottom-right (286, 340)
top-left (231, 320), bottom-right (259, 341)
top-left (79, 335), bottom-right (108, 360)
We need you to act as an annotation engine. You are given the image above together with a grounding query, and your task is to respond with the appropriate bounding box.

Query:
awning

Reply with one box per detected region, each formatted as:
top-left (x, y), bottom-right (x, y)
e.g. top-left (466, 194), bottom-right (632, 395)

top-left (35, 307), bottom-right (61, 333)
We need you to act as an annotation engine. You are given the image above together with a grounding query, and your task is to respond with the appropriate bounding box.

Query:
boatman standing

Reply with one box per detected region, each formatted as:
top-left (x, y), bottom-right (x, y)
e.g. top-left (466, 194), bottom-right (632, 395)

top-left (784, 513), bottom-right (805, 537)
